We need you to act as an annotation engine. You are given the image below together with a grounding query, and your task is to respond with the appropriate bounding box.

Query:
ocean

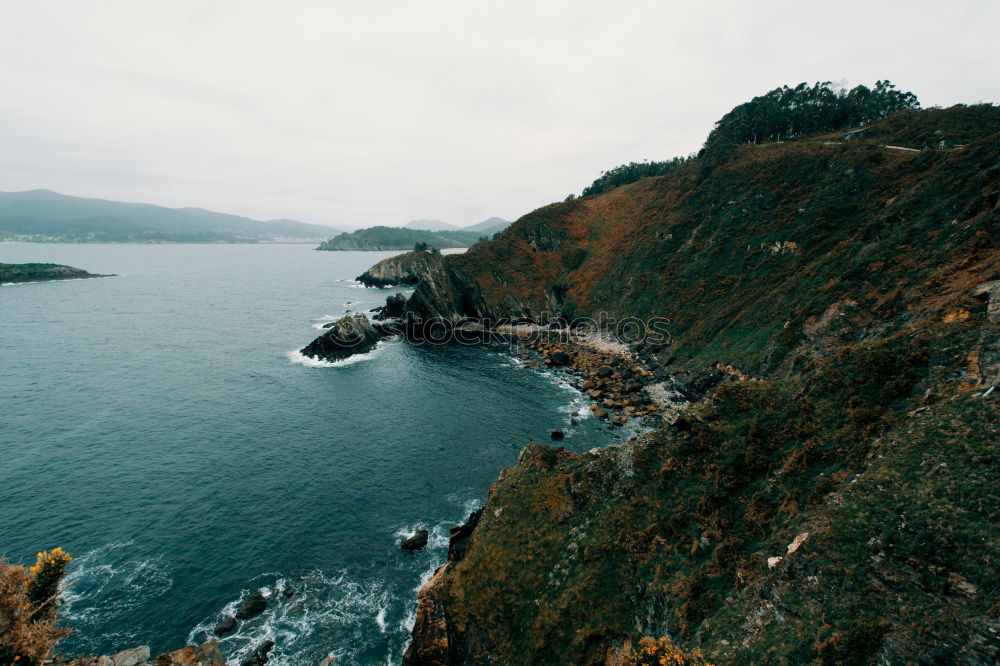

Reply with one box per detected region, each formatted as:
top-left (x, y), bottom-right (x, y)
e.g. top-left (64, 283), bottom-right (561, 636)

top-left (0, 243), bottom-right (621, 665)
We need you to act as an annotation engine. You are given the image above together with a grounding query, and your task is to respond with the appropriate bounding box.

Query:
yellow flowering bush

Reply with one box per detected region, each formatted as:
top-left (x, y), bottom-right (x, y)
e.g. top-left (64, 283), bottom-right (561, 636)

top-left (622, 637), bottom-right (713, 666)
top-left (0, 548), bottom-right (73, 666)
top-left (26, 548), bottom-right (72, 617)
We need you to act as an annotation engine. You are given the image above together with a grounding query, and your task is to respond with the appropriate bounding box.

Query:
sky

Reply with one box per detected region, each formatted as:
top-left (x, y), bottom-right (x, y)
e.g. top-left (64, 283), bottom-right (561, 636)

top-left (1, 1), bottom-right (997, 230)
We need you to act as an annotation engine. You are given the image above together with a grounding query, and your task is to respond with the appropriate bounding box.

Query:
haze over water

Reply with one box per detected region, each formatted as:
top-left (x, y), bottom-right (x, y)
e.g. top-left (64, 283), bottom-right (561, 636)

top-left (0, 243), bottom-right (619, 665)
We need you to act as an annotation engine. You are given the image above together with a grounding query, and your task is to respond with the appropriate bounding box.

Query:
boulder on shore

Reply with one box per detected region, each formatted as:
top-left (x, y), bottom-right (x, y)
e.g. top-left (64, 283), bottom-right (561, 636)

top-left (151, 640), bottom-right (224, 666)
top-left (401, 529), bottom-right (430, 551)
top-left (548, 351), bottom-right (571, 366)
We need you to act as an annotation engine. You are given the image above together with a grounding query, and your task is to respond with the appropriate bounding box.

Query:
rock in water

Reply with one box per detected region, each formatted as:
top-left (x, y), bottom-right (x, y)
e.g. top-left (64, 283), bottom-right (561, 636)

top-left (400, 529), bottom-right (429, 551)
top-left (300, 313), bottom-right (382, 362)
top-left (234, 592), bottom-right (267, 620)
top-left (240, 640), bottom-right (275, 666)
top-left (550, 429), bottom-right (565, 441)
top-left (213, 615), bottom-right (237, 637)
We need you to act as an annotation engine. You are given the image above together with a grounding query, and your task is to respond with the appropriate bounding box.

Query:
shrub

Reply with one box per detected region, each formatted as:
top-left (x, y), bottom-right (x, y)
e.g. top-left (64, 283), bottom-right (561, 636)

top-left (622, 637), bottom-right (713, 665)
top-left (0, 549), bottom-right (73, 666)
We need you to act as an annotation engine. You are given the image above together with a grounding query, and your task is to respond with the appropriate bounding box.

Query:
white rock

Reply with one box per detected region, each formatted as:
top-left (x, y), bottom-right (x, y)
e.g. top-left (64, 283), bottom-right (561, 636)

top-left (787, 532), bottom-right (809, 555)
top-left (767, 556), bottom-right (783, 569)
top-left (111, 646), bottom-right (150, 666)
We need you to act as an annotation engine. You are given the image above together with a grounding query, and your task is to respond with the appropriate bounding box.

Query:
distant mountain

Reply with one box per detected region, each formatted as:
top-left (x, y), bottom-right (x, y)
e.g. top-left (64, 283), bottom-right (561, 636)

top-left (403, 219), bottom-right (461, 232)
top-left (317, 226), bottom-right (483, 251)
top-left (464, 216), bottom-right (510, 235)
top-left (0, 189), bottom-right (342, 242)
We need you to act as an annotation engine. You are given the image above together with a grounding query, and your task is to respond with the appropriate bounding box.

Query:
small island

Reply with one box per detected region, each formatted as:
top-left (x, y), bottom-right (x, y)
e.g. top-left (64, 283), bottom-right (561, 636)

top-left (0, 262), bottom-right (112, 284)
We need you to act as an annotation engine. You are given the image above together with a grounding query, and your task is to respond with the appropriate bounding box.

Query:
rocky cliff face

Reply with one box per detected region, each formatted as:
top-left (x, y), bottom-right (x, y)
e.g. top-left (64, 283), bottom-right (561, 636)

top-left (356, 249), bottom-right (446, 287)
top-left (400, 105), bottom-right (1000, 664)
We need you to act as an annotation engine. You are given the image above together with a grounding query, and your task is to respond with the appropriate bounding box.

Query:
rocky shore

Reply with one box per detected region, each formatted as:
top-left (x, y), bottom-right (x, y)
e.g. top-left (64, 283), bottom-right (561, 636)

top-left (506, 330), bottom-right (715, 430)
top-left (57, 639), bottom-right (225, 666)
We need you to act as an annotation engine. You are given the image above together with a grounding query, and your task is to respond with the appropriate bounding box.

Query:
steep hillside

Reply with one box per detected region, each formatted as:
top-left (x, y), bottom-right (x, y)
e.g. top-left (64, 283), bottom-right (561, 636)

top-left (399, 105), bottom-right (1000, 664)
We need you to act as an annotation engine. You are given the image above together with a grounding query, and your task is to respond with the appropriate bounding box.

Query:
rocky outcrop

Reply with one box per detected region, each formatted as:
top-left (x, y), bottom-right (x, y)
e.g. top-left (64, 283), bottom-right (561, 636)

top-left (300, 313), bottom-right (384, 361)
top-left (356, 249), bottom-right (445, 287)
top-left (86, 640), bottom-right (223, 666)
top-left (0, 262), bottom-right (111, 283)
top-left (151, 639), bottom-right (225, 665)
top-left (403, 510), bottom-right (492, 666)
top-left (371, 292), bottom-right (407, 321)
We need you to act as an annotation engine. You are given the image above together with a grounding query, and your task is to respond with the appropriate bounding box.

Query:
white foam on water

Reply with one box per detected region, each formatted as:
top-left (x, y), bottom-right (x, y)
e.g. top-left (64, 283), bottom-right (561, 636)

top-left (188, 569), bottom-right (397, 666)
top-left (59, 542), bottom-right (173, 653)
top-left (286, 340), bottom-right (390, 368)
top-left (375, 606), bottom-right (387, 633)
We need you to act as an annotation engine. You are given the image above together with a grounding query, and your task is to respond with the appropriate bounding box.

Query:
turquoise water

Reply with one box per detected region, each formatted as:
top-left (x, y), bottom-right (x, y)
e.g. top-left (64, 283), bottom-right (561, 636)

top-left (0, 244), bottom-right (617, 665)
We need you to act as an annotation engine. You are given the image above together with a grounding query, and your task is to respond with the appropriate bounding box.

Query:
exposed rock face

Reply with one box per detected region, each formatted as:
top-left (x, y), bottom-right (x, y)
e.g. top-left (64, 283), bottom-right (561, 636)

top-left (300, 314), bottom-right (382, 361)
top-left (403, 509), bottom-right (492, 666)
top-left (371, 292), bottom-right (407, 321)
top-left (95, 646), bottom-right (150, 666)
top-left (150, 639), bottom-right (225, 665)
top-left (356, 249), bottom-right (445, 287)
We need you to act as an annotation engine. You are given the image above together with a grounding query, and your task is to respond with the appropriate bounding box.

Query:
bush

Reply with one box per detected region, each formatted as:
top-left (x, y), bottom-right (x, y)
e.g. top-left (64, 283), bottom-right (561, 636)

top-left (622, 637), bottom-right (713, 665)
top-left (0, 549), bottom-right (73, 666)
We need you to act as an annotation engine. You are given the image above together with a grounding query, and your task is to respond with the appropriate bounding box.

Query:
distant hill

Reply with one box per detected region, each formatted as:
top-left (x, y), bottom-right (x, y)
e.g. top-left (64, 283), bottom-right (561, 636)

top-left (464, 216), bottom-right (510, 235)
top-left (317, 226), bottom-right (485, 251)
top-left (0, 189), bottom-right (342, 242)
top-left (403, 219), bottom-right (460, 232)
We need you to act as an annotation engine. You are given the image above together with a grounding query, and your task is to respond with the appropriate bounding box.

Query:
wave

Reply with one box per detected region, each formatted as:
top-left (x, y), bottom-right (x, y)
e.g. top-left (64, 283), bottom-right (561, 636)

top-left (186, 570), bottom-right (395, 666)
top-left (286, 339), bottom-right (392, 368)
top-left (59, 541), bottom-right (173, 654)
top-left (182, 497), bottom-right (483, 665)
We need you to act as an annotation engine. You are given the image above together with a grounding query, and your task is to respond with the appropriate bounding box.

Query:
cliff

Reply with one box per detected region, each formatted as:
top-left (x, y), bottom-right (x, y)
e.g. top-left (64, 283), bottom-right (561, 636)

top-left (399, 104), bottom-right (1000, 664)
top-left (356, 249), bottom-right (446, 287)
top-left (0, 262), bottom-right (109, 283)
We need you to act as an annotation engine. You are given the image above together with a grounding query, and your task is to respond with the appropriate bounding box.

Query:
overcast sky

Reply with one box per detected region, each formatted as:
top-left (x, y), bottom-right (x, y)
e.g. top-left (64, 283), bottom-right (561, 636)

top-left (1, 1), bottom-right (997, 229)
